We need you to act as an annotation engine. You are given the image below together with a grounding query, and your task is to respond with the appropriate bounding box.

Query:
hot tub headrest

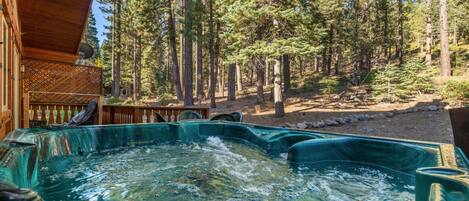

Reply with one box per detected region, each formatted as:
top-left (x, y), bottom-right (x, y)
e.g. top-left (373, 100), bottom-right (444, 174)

top-left (287, 137), bottom-right (439, 174)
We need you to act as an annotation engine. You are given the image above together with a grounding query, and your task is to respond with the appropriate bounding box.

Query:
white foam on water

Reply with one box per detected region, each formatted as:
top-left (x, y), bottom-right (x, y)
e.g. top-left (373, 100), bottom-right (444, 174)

top-left (38, 139), bottom-right (416, 201)
top-left (206, 136), bottom-right (230, 151)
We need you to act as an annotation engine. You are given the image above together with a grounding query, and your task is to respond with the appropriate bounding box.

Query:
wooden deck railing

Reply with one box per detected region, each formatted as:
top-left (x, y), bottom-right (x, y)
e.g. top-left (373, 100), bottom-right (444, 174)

top-left (102, 105), bottom-right (210, 124)
top-left (23, 92), bottom-right (210, 127)
top-left (23, 92), bottom-right (103, 128)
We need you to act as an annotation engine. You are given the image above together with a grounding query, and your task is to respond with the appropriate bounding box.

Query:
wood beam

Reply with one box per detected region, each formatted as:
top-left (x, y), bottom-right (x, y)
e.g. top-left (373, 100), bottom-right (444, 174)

top-left (23, 47), bottom-right (78, 63)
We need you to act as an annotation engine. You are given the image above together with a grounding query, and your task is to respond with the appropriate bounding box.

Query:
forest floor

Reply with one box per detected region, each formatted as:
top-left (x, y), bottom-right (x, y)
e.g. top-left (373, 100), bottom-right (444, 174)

top-left (199, 87), bottom-right (454, 143)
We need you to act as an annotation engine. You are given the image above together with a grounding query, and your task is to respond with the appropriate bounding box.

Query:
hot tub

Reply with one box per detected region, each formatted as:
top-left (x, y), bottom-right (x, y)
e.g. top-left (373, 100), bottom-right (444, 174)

top-left (0, 121), bottom-right (468, 200)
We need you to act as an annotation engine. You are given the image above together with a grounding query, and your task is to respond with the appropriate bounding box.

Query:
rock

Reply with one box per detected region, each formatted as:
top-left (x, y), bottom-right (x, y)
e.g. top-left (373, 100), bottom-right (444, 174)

top-left (335, 117), bottom-right (347, 124)
top-left (312, 121), bottom-right (326, 128)
top-left (343, 117), bottom-right (353, 123)
top-left (349, 116), bottom-right (359, 123)
top-left (305, 122), bottom-right (314, 128)
top-left (284, 123), bottom-right (296, 128)
top-left (297, 122), bottom-right (308, 129)
top-left (427, 105), bottom-right (439, 111)
top-left (356, 114), bottom-right (369, 121)
top-left (384, 112), bottom-right (394, 118)
top-left (325, 119), bottom-right (339, 126)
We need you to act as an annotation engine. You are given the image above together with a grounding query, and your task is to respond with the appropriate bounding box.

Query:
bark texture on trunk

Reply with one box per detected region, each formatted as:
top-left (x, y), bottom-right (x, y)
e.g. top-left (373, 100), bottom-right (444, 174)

top-left (274, 57), bottom-right (284, 118)
top-left (208, 0), bottom-right (216, 108)
top-left (439, 0), bottom-right (451, 76)
top-left (227, 63), bottom-right (236, 101)
top-left (183, 0), bottom-right (193, 106)
top-left (236, 63), bottom-right (242, 92)
top-left (111, 0), bottom-right (122, 97)
top-left (256, 58), bottom-right (264, 103)
top-left (425, 0), bottom-right (432, 67)
top-left (282, 54), bottom-right (290, 95)
top-left (133, 35), bottom-right (142, 101)
top-left (397, 0), bottom-right (404, 67)
top-left (168, 0), bottom-right (183, 100)
top-left (196, 15), bottom-right (204, 102)
top-left (265, 58), bottom-right (269, 86)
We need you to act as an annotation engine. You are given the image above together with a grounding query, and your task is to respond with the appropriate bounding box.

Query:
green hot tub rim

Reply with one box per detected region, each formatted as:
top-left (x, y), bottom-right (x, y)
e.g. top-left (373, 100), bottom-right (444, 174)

top-left (0, 121), bottom-right (468, 201)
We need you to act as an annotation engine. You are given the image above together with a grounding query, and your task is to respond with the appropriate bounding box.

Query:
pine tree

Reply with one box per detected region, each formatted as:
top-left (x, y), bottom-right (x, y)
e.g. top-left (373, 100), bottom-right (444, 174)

top-left (440, 0), bottom-right (451, 76)
top-left (80, 12), bottom-right (100, 65)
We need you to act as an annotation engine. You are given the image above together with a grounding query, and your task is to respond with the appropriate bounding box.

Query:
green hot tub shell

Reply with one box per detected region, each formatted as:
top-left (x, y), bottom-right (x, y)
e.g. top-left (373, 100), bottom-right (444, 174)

top-left (0, 121), bottom-right (468, 201)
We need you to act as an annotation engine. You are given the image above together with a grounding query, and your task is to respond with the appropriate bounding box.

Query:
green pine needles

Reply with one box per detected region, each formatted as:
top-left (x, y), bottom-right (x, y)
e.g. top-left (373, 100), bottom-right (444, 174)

top-left (371, 60), bottom-right (434, 102)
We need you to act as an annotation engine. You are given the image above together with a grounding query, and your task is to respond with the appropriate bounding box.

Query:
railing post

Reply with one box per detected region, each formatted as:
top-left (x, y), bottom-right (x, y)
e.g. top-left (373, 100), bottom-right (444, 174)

top-left (110, 106), bottom-right (115, 124)
top-left (133, 107), bottom-right (139, 123)
top-left (97, 96), bottom-right (103, 125)
top-left (22, 93), bottom-right (30, 128)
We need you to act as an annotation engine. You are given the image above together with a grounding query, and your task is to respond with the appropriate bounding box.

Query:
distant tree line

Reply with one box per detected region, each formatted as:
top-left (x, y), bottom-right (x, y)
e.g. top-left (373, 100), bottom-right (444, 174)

top-left (81, 0), bottom-right (469, 117)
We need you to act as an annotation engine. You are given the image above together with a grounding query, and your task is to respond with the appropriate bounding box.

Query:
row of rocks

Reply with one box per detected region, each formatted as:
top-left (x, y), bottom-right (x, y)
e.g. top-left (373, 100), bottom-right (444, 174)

top-left (284, 104), bottom-right (446, 130)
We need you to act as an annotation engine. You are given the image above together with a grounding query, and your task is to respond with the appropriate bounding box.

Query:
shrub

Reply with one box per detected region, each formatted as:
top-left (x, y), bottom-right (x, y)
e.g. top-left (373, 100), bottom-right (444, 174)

top-left (371, 59), bottom-right (434, 102)
top-left (318, 77), bottom-right (340, 95)
top-left (158, 93), bottom-right (175, 106)
top-left (441, 80), bottom-right (469, 101)
top-left (105, 96), bottom-right (125, 105)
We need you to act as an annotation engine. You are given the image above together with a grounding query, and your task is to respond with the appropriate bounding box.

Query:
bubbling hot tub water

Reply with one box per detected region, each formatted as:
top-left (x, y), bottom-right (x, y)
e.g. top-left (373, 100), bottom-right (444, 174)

top-left (36, 136), bottom-right (415, 201)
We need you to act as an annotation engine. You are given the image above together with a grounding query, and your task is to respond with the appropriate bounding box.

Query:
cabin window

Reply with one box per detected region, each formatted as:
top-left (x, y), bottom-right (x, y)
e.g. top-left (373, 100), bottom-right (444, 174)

top-left (1, 20), bottom-right (7, 111)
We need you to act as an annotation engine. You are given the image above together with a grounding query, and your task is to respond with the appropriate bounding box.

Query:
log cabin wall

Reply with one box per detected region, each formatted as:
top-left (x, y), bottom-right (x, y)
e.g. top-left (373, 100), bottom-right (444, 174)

top-left (0, 0), bottom-right (22, 139)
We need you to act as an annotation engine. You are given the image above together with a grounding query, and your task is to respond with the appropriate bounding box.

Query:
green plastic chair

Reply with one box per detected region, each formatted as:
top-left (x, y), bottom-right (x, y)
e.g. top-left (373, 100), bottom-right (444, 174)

top-left (210, 114), bottom-right (236, 122)
top-left (231, 112), bottom-right (243, 122)
top-left (155, 113), bottom-right (166, 122)
top-left (177, 110), bottom-right (203, 121)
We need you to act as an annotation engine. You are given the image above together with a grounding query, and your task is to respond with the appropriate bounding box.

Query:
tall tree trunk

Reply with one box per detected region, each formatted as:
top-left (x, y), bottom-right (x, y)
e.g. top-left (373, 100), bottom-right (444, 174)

top-left (314, 56), bottom-right (320, 72)
top-left (219, 62), bottom-right (224, 95)
top-left (452, 25), bottom-right (458, 45)
top-left (334, 48), bottom-right (341, 75)
top-left (425, 0), bottom-right (432, 67)
top-left (133, 34), bottom-right (142, 101)
top-left (183, 0), bottom-right (193, 106)
top-left (299, 57), bottom-right (304, 76)
top-left (327, 24), bottom-right (333, 75)
top-left (196, 1), bottom-right (204, 102)
top-left (179, 0), bottom-right (185, 93)
top-left (236, 63), bottom-right (242, 92)
top-left (256, 58), bottom-right (264, 103)
top-left (397, 0), bottom-right (404, 67)
top-left (111, 0), bottom-right (122, 97)
top-left (383, 0), bottom-right (390, 63)
top-left (208, 0), bottom-right (216, 108)
top-left (265, 57), bottom-right (269, 86)
top-left (273, 57), bottom-right (284, 118)
top-left (439, 0), bottom-right (451, 76)
top-left (282, 54), bottom-right (290, 95)
top-left (168, 0), bottom-right (183, 100)
top-left (227, 63), bottom-right (236, 101)
top-left (214, 21), bottom-right (221, 95)
top-left (249, 65), bottom-right (254, 86)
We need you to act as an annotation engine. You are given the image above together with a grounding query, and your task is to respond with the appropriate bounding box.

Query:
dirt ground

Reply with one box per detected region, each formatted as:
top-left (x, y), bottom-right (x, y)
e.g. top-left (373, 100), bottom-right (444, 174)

top-left (204, 91), bottom-right (454, 143)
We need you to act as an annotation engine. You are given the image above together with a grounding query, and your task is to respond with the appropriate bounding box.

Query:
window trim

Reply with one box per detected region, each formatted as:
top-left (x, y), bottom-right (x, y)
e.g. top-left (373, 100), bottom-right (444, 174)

top-left (2, 19), bottom-right (8, 112)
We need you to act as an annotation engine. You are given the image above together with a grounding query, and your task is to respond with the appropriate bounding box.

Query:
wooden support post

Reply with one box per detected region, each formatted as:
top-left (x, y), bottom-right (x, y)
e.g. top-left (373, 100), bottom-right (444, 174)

top-left (449, 107), bottom-right (469, 157)
top-left (133, 107), bottom-right (140, 123)
top-left (255, 104), bottom-right (262, 114)
top-left (22, 93), bottom-right (30, 128)
top-left (97, 96), bottom-right (103, 125)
